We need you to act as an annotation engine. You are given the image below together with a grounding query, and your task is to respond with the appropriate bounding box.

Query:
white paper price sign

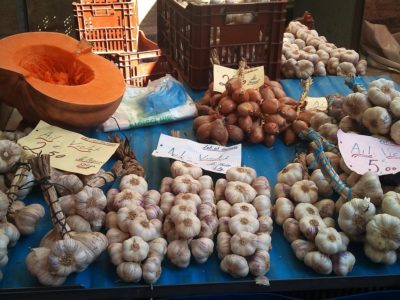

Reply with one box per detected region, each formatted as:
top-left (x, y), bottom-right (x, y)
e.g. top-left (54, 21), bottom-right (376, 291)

top-left (213, 65), bottom-right (265, 93)
top-left (152, 134), bottom-right (242, 174)
top-left (305, 97), bottom-right (328, 112)
top-left (337, 130), bottom-right (400, 175)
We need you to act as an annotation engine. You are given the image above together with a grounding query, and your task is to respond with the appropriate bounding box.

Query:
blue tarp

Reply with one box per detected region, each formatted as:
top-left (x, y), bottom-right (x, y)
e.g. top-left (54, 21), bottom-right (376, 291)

top-left (1, 76), bottom-right (399, 295)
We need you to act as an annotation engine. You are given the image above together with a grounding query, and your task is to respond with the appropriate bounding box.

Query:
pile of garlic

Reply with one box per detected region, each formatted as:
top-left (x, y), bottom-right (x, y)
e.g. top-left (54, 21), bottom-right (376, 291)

top-left (273, 162), bottom-right (356, 276)
top-left (339, 78), bottom-right (400, 144)
top-left (215, 166), bottom-right (272, 283)
top-left (160, 160), bottom-right (217, 267)
top-left (105, 173), bottom-right (167, 283)
top-left (281, 21), bottom-right (366, 79)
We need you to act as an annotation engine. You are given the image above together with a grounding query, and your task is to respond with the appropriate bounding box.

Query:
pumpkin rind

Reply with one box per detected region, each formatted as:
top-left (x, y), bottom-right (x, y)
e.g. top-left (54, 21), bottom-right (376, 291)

top-left (0, 32), bottom-right (125, 128)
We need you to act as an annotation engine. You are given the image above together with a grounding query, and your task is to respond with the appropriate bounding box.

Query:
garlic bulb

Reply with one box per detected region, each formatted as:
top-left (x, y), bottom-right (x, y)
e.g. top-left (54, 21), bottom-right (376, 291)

top-left (106, 228), bottom-right (129, 244)
top-left (190, 238), bottom-right (214, 263)
top-left (120, 174), bottom-right (148, 195)
top-left (258, 215), bottom-right (273, 234)
top-left (170, 203), bottom-right (197, 220)
top-left (366, 213), bottom-right (400, 251)
top-left (160, 177), bottom-right (173, 193)
top-left (283, 218), bottom-right (301, 242)
top-left (273, 197), bottom-right (294, 225)
top-left (106, 188), bottom-right (119, 211)
top-left (167, 239), bottom-right (191, 268)
top-left (0, 221), bottom-right (20, 246)
top-left (220, 254), bottom-right (249, 278)
top-left (170, 160), bottom-right (203, 179)
top-left (229, 213), bottom-right (259, 234)
top-left (230, 231), bottom-right (258, 256)
top-left (314, 61), bottom-right (326, 76)
top-left (0, 140), bottom-right (21, 173)
top-left (224, 181), bottom-right (257, 204)
top-left (129, 218), bottom-right (162, 242)
top-left (342, 92), bottom-right (371, 122)
top-left (122, 236), bottom-right (149, 262)
top-left (315, 227), bottom-right (343, 255)
top-left (142, 256), bottom-right (162, 283)
top-left (0, 191), bottom-right (7, 219)
top-left (381, 191), bottom-right (400, 218)
top-left (390, 97), bottom-right (400, 118)
top-left (310, 112), bottom-right (334, 131)
top-left (143, 190), bottom-right (161, 206)
top-left (291, 239), bottom-right (317, 261)
top-left (160, 192), bottom-right (176, 215)
top-left (174, 213), bottom-right (201, 239)
top-left (364, 242), bottom-right (397, 264)
top-left (323, 217), bottom-right (336, 228)
top-left (217, 232), bottom-right (232, 259)
top-left (299, 215), bottom-right (326, 241)
top-left (290, 180), bottom-right (318, 204)
top-left (117, 206), bottom-right (146, 232)
top-left (74, 186), bottom-right (107, 229)
top-left (277, 163), bottom-right (304, 186)
top-left (274, 183), bottom-right (291, 199)
top-left (327, 57), bottom-right (339, 75)
top-left (175, 192), bottom-right (202, 207)
top-left (304, 251), bottom-right (332, 275)
top-left (66, 215), bottom-right (91, 232)
top-left (197, 202), bottom-right (216, 219)
top-left (294, 203), bottom-right (320, 221)
top-left (295, 59), bottom-right (314, 79)
top-left (145, 204), bottom-right (164, 220)
top-left (54, 174), bottom-right (83, 196)
top-left (362, 107), bottom-right (392, 135)
top-left (108, 243), bottom-right (123, 266)
top-left (198, 175), bottom-right (214, 191)
top-left (171, 175), bottom-right (202, 194)
top-left (332, 251), bottom-right (356, 276)
top-left (215, 178), bottom-right (228, 200)
top-left (314, 199), bottom-right (335, 218)
top-left (368, 78), bottom-right (399, 108)
top-left (248, 250), bottom-right (270, 277)
top-left (148, 237), bottom-right (167, 259)
top-left (253, 195), bottom-right (272, 217)
top-left (26, 247), bottom-right (66, 286)
top-left (226, 166), bottom-right (256, 184)
top-left (391, 121), bottom-right (400, 144)
top-left (352, 172), bottom-right (383, 206)
top-left (318, 123), bottom-right (338, 144)
top-left (338, 197), bottom-right (376, 236)
top-left (340, 49), bottom-right (359, 64)
top-left (251, 176), bottom-right (271, 198)
top-left (217, 200), bottom-right (232, 218)
top-left (117, 262), bottom-right (142, 282)
top-left (113, 189), bottom-right (143, 210)
top-left (10, 203), bottom-right (45, 235)
top-left (230, 203), bottom-right (258, 218)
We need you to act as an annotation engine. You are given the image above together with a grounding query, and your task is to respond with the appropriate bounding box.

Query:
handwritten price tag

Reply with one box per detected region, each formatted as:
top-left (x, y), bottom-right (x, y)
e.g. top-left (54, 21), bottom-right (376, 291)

top-left (305, 97), bottom-right (328, 112)
top-left (337, 130), bottom-right (400, 175)
top-left (152, 134), bottom-right (241, 174)
top-left (18, 121), bottom-right (119, 175)
top-left (213, 65), bottom-right (264, 93)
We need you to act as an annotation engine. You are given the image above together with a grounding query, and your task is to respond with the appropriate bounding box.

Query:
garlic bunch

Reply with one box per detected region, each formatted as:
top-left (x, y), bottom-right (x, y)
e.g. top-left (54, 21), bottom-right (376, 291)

top-left (216, 166), bottom-right (272, 283)
top-left (0, 140), bottom-right (21, 173)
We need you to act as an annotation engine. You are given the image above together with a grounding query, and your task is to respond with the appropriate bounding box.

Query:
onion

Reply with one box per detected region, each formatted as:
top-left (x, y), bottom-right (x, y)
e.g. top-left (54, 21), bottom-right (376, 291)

top-left (264, 75), bottom-right (271, 85)
top-left (196, 104), bottom-right (216, 116)
top-left (279, 105), bottom-right (297, 122)
top-left (271, 86), bottom-right (286, 99)
top-left (264, 134), bottom-right (276, 147)
top-left (268, 80), bottom-right (283, 90)
top-left (260, 85), bottom-right (275, 101)
top-left (265, 114), bottom-right (287, 131)
top-left (218, 98), bottom-right (237, 115)
top-left (261, 98), bottom-right (279, 114)
top-left (292, 120), bottom-right (309, 134)
top-left (297, 110), bottom-right (315, 123)
top-left (263, 122), bottom-right (280, 135)
top-left (247, 88), bottom-right (262, 103)
top-left (232, 88), bottom-right (250, 104)
top-left (226, 78), bottom-right (242, 95)
top-left (225, 113), bottom-right (238, 125)
top-left (237, 102), bottom-right (254, 117)
top-left (198, 94), bottom-right (211, 106)
top-left (193, 115), bottom-right (216, 132)
top-left (238, 116), bottom-right (253, 134)
top-left (226, 125), bottom-right (244, 142)
top-left (279, 97), bottom-right (298, 106)
top-left (210, 94), bottom-right (223, 107)
top-left (196, 122), bottom-right (212, 142)
top-left (210, 119), bottom-right (229, 145)
top-left (249, 125), bottom-right (264, 143)
top-left (282, 126), bottom-right (297, 145)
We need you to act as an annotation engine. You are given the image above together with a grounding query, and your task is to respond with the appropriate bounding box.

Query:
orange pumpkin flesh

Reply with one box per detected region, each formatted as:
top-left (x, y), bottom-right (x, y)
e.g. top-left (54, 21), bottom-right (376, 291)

top-left (0, 32), bottom-right (125, 128)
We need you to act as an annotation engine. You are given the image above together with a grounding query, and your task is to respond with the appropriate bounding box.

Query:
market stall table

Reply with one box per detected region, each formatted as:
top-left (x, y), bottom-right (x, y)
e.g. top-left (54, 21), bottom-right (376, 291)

top-left (1, 76), bottom-right (400, 300)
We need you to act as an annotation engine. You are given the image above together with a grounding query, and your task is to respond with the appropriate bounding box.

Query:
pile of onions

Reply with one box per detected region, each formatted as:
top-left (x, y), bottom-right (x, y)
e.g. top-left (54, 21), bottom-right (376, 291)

top-left (193, 76), bottom-right (312, 147)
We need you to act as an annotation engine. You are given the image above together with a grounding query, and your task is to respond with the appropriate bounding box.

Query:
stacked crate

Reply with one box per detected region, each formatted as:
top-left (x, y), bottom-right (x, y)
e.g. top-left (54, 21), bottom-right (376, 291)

top-left (73, 0), bottom-right (174, 86)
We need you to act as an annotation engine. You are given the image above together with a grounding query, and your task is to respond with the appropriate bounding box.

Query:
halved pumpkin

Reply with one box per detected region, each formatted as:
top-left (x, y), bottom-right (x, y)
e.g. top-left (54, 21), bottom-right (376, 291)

top-left (0, 32), bottom-right (125, 128)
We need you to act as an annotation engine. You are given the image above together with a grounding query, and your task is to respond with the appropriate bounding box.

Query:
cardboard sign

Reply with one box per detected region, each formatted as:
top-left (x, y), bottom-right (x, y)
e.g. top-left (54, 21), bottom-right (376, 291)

top-left (213, 65), bottom-right (264, 93)
top-left (18, 121), bottom-right (119, 175)
top-left (152, 134), bottom-right (242, 174)
top-left (337, 129), bottom-right (400, 175)
top-left (305, 97), bottom-right (328, 112)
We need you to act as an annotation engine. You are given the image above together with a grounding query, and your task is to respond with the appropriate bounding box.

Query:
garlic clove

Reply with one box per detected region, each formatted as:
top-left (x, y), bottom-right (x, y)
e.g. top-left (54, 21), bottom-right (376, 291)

top-left (117, 262), bottom-right (142, 282)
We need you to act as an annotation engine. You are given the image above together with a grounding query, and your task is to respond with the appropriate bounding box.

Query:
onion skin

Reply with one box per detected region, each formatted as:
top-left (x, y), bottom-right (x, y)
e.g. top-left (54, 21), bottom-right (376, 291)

top-left (261, 98), bottom-right (279, 114)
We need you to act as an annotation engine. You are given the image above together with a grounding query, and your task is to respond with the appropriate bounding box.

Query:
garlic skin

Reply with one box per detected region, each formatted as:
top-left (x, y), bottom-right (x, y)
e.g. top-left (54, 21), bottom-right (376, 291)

top-left (0, 221), bottom-right (20, 246)
top-left (224, 181), bottom-right (257, 204)
top-left (366, 213), bottom-right (400, 251)
top-left (283, 218), bottom-right (301, 242)
top-left (122, 236), bottom-right (149, 262)
top-left (248, 250), bottom-right (270, 277)
top-left (113, 189), bottom-right (143, 210)
top-left (106, 228), bottom-right (129, 244)
top-left (190, 238), bottom-right (214, 263)
top-left (117, 206), bottom-right (146, 232)
top-left (323, 217), bottom-right (336, 228)
top-left (199, 176), bottom-right (214, 191)
top-left (362, 107), bottom-right (392, 135)
top-left (337, 62), bottom-right (356, 77)
top-left (171, 175), bottom-right (202, 195)
top-left (229, 213), bottom-right (259, 234)
top-left (290, 180), bottom-right (318, 204)
top-left (218, 216), bottom-right (231, 233)
top-left (304, 251), bottom-right (332, 275)
top-left (364, 242), bottom-right (397, 264)
top-left (343, 92), bottom-right (371, 122)
top-left (332, 251), bottom-right (356, 276)
top-left (314, 199), bottom-right (335, 218)
top-left (215, 178), bottom-right (228, 200)
top-left (160, 192), bottom-right (176, 215)
top-left (220, 254), bottom-right (249, 278)
top-left (108, 243), bottom-right (123, 266)
top-left (352, 172), bottom-right (383, 206)
top-left (160, 177), bottom-right (173, 193)
top-left (291, 239), bottom-right (317, 261)
top-left (277, 163), bottom-right (304, 186)
top-left (315, 227), bottom-right (343, 255)
top-left (117, 262), bottom-right (142, 282)
top-left (167, 239), bottom-right (191, 268)
top-left (0, 140), bottom-right (21, 173)
top-left (129, 218), bottom-right (162, 242)
top-left (381, 191), bottom-right (400, 218)
top-left (54, 174), bottom-right (83, 196)
top-left (74, 186), bottom-right (107, 229)
top-left (226, 166), bottom-right (256, 184)
top-left (174, 213), bottom-right (201, 239)
top-left (143, 190), bottom-right (161, 206)
top-left (142, 256), bottom-right (162, 283)
top-left (171, 160), bottom-right (203, 179)
top-left (66, 215), bottom-right (92, 232)
top-left (200, 188), bottom-right (215, 205)
top-left (148, 237), bottom-right (167, 259)
top-left (338, 197), bottom-right (376, 236)
top-left (120, 174), bottom-right (148, 195)
top-left (274, 183), bottom-right (291, 199)
top-left (170, 203), bottom-right (197, 220)
top-left (175, 192), bottom-right (202, 207)
top-left (390, 97), bottom-right (400, 118)
top-left (273, 197), bottom-right (295, 225)
top-left (11, 203), bottom-right (45, 235)
top-left (258, 215), bottom-right (273, 234)
top-left (230, 231), bottom-right (258, 257)
top-left (217, 200), bottom-right (232, 218)
top-left (294, 203), bottom-right (320, 221)
top-left (230, 203), bottom-right (258, 218)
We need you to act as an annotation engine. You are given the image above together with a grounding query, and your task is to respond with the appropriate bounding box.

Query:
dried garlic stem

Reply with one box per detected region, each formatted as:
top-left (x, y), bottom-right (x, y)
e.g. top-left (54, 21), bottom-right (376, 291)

top-left (110, 135), bottom-right (144, 177)
top-left (6, 159), bottom-right (31, 211)
top-left (29, 155), bottom-right (71, 238)
top-left (293, 153), bottom-right (309, 180)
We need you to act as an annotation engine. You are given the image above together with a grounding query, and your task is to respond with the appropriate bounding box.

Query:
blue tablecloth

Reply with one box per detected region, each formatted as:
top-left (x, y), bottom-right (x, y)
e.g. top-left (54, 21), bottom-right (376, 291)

top-left (1, 76), bottom-right (400, 297)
